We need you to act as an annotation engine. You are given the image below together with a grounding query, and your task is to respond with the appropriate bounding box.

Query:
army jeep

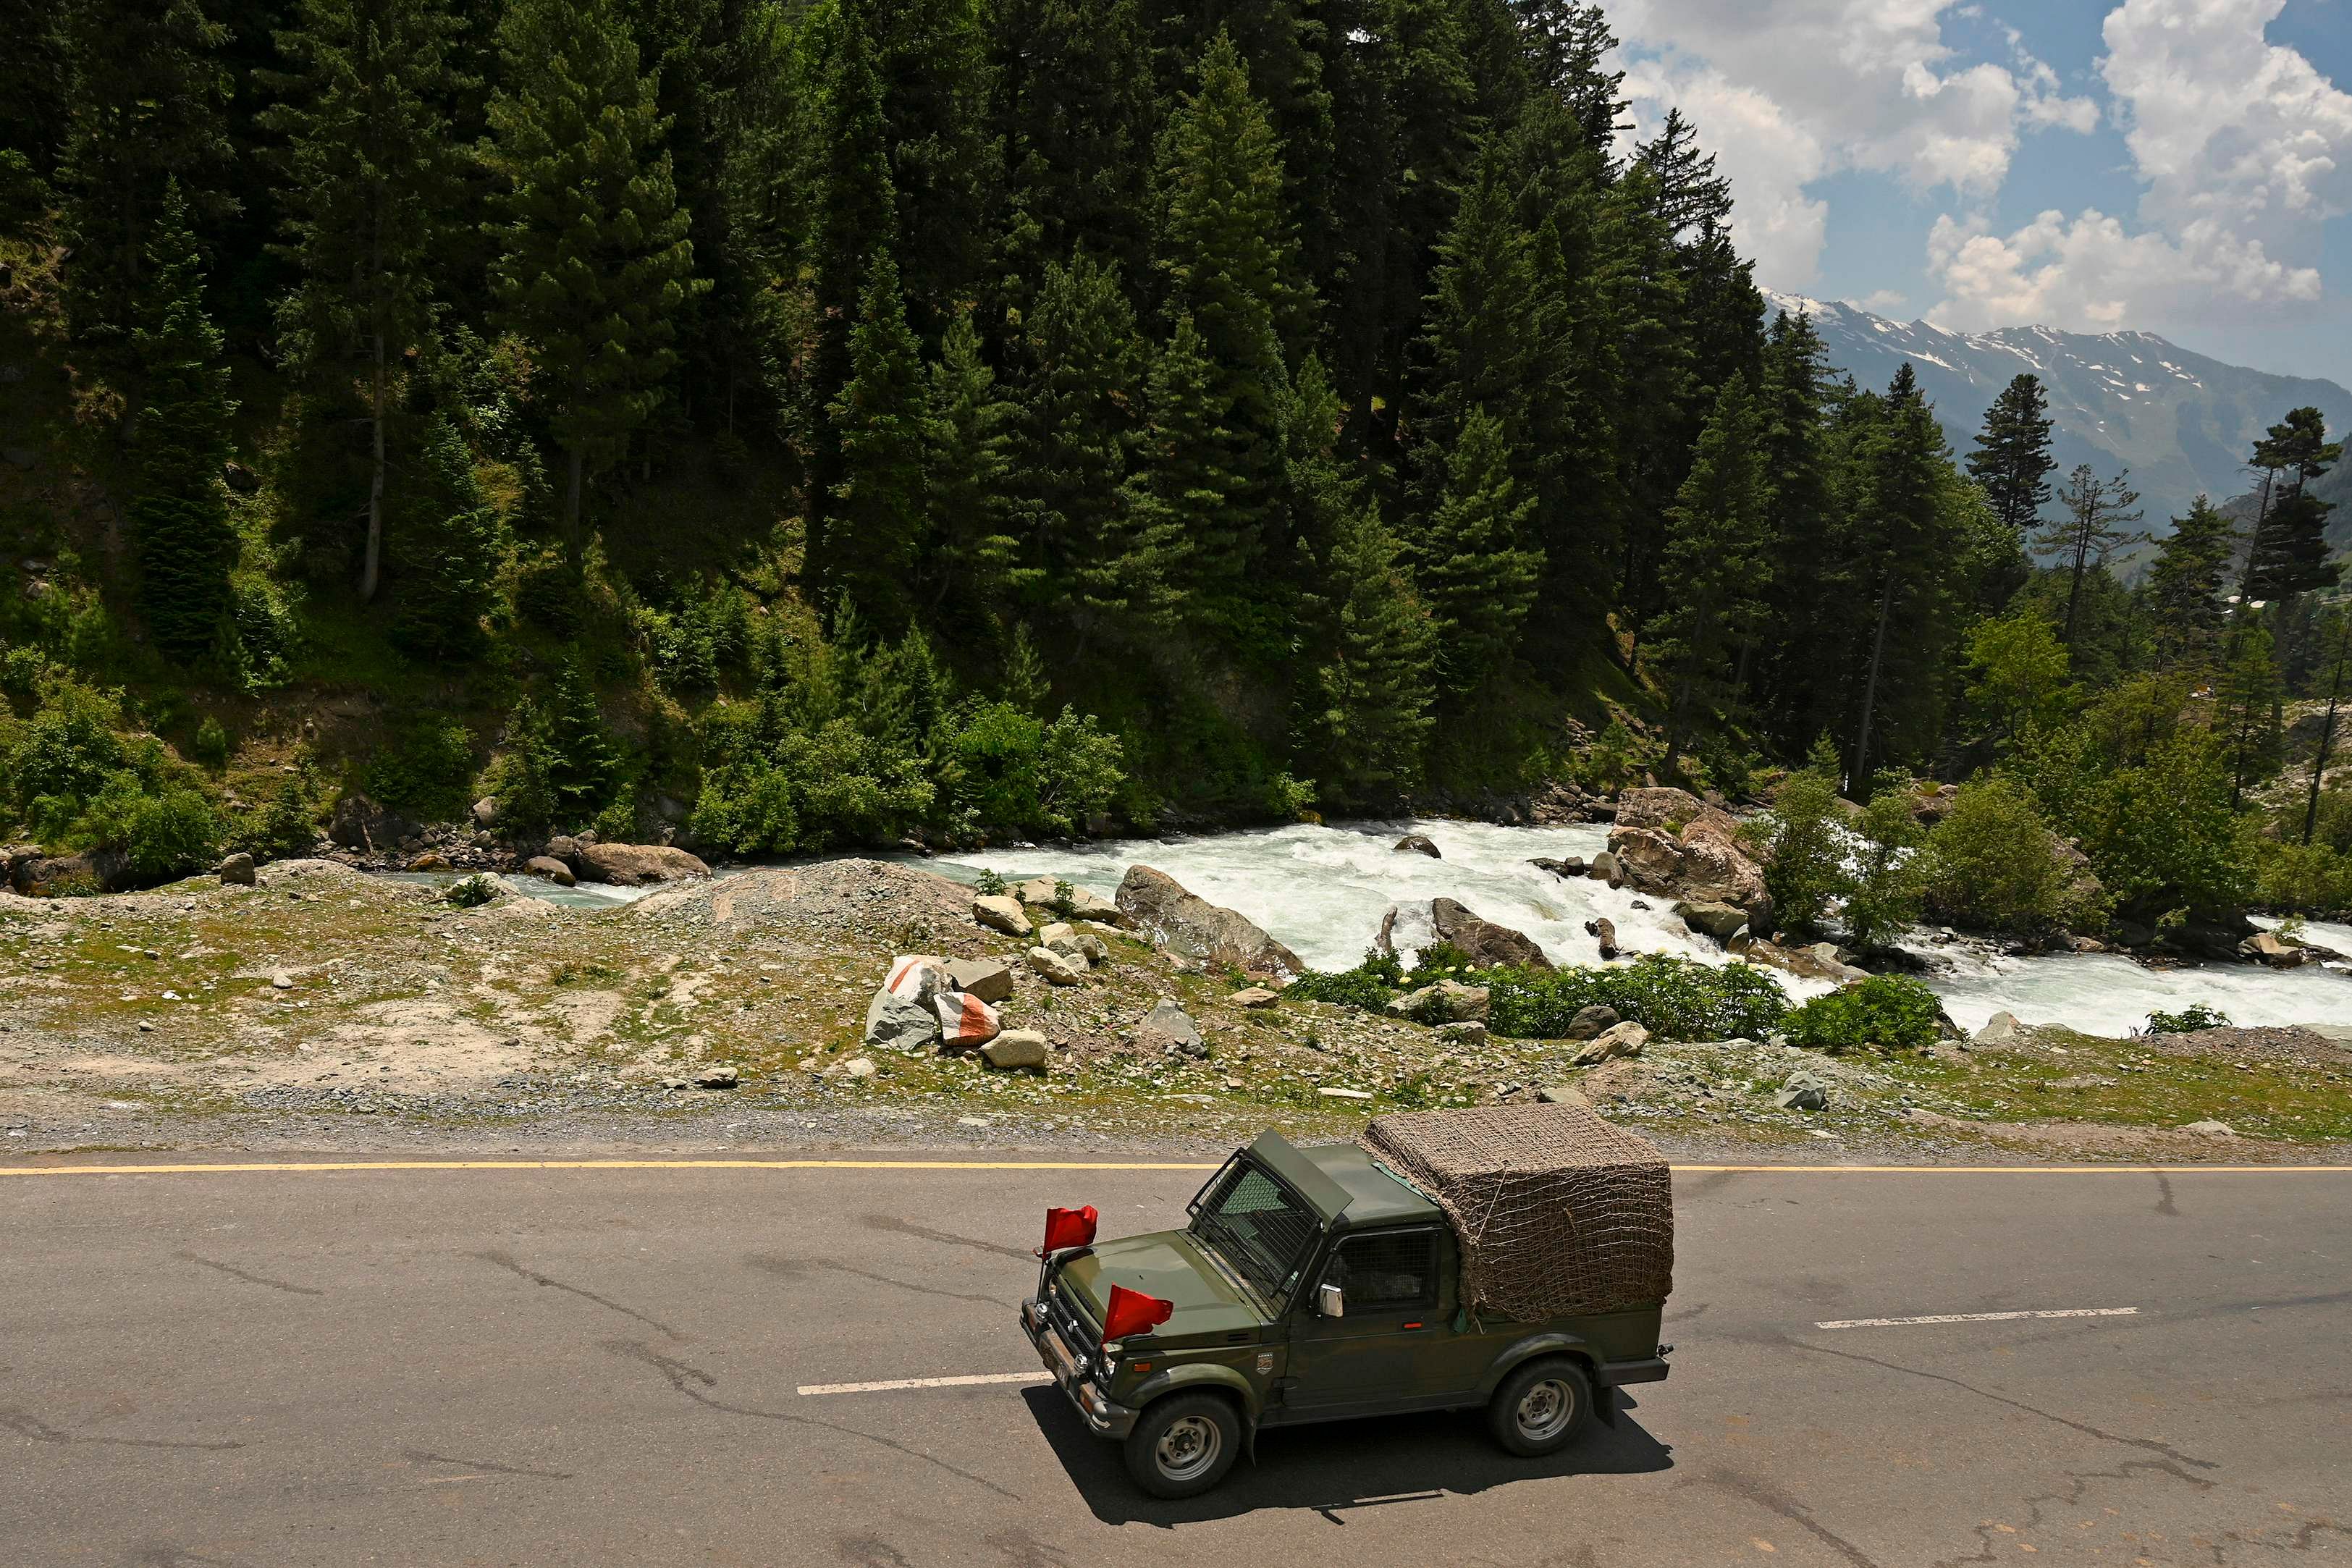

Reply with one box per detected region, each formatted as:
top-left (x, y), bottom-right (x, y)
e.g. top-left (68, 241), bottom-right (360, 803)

top-left (1021, 1106), bottom-right (1674, 1498)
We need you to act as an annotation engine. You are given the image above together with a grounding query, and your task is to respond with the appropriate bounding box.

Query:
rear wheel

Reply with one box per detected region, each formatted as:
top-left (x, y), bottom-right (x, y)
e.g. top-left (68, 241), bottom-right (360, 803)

top-left (1123, 1391), bottom-right (1242, 1499)
top-left (1488, 1357), bottom-right (1595, 1457)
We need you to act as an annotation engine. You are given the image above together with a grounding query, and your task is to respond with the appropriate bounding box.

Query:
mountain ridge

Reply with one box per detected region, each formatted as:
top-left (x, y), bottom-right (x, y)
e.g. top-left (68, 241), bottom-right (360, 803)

top-left (1761, 288), bottom-right (2352, 532)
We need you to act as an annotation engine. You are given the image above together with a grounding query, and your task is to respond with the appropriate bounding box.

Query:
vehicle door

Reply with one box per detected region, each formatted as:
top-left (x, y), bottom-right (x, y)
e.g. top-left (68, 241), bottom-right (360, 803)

top-left (1283, 1226), bottom-right (1444, 1412)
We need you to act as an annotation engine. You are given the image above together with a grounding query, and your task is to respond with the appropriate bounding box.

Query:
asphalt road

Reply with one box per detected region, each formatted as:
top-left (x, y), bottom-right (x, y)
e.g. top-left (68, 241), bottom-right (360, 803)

top-left (4, 1155), bottom-right (2348, 1567)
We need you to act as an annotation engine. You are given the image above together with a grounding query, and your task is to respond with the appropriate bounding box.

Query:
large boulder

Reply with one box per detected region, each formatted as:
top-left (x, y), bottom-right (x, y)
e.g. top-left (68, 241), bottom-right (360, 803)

top-left (1394, 833), bottom-right (1442, 858)
top-left (524, 855), bottom-right (576, 887)
top-left (971, 895), bottom-right (1034, 938)
top-left (2240, 930), bottom-right (2314, 969)
top-left (1430, 898), bottom-right (1552, 970)
top-left (1614, 786), bottom-right (1740, 845)
top-left (1606, 818), bottom-right (1771, 931)
top-left (945, 956), bottom-right (1014, 1003)
top-left (1674, 899), bottom-right (1749, 943)
top-left (1137, 998), bottom-right (1207, 1058)
top-left (10, 848), bottom-right (134, 895)
top-left (933, 990), bottom-right (1003, 1050)
top-left (1384, 979), bottom-right (1491, 1024)
top-left (1010, 876), bottom-right (1128, 926)
top-left (982, 1031), bottom-right (1049, 1071)
top-left (864, 956), bottom-right (949, 1053)
top-left (575, 842), bottom-right (710, 886)
top-left (1563, 1004), bottom-right (1620, 1041)
top-left (1116, 865), bottom-right (1302, 979)
top-left (216, 852), bottom-right (257, 887)
top-left (329, 793), bottom-right (412, 853)
top-left (1027, 946), bottom-right (1086, 986)
top-left (1570, 1020), bottom-right (1648, 1066)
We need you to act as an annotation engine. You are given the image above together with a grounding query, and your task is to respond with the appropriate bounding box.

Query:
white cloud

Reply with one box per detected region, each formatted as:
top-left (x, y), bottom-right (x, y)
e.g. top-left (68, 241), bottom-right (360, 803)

top-left (1860, 288), bottom-right (1913, 313)
top-left (1928, 0), bottom-right (2352, 332)
top-left (1609, 0), bottom-right (2099, 283)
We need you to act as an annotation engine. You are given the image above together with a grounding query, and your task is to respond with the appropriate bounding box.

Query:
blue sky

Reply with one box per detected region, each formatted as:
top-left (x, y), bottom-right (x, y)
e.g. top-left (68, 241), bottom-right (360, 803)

top-left (1610, 0), bottom-right (2352, 383)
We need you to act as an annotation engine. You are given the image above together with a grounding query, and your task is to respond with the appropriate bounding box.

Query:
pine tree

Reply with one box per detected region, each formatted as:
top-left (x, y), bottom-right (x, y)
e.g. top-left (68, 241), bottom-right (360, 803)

top-left (2033, 465), bottom-right (2146, 646)
top-left (2219, 618), bottom-right (2284, 810)
top-left (536, 660), bottom-right (623, 822)
top-left (1847, 365), bottom-right (1960, 785)
top-left (390, 415), bottom-right (499, 663)
top-left (867, 0), bottom-right (995, 337)
top-left (128, 181), bottom-right (240, 662)
top-left (1653, 374), bottom-right (1769, 765)
top-left (1966, 373), bottom-right (2057, 534)
top-left (987, 0), bottom-right (1157, 294)
top-left (57, 0), bottom-right (237, 372)
top-left (916, 311), bottom-right (1020, 622)
top-left (1416, 407), bottom-right (1540, 694)
top-left (1118, 313), bottom-right (1236, 626)
top-left (2146, 496), bottom-right (2237, 670)
top-left (263, 0), bottom-right (470, 603)
top-left (1635, 109), bottom-right (1732, 240)
top-left (1510, 1), bottom-right (1626, 155)
top-left (2242, 406), bottom-right (2343, 602)
top-left (484, 0), bottom-right (699, 556)
top-left (1415, 133), bottom-right (1539, 471)
top-left (1312, 500), bottom-right (1437, 802)
top-left (1008, 253), bottom-right (1144, 625)
top-left (822, 250), bottom-right (932, 631)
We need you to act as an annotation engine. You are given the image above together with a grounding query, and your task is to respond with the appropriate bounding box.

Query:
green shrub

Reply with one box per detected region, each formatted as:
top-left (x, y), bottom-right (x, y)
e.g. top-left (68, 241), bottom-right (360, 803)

top-left (78, 772), bottom-right (221, 877)
top-left (1488, 953), bottom-right (1790, 1042)
top-left (447, 873), bottom-right (500, 908)
top-left (191, 715), bottom-right (231, 767)
top-left (234, 770), bottom-right (324, 859)
top-left (1750, 765), bottom-right (1850, 936)
top-left (6, 678), bottom-right (126, 813)
top-left (1842, 780), bottom-right (1928, 951)
top-left (1041, 708), bottom-right (1126, 833)
top-left (367, 720), bottom-right (476, 821)
top-left (1287, 948), bottom-right (1409, 1010)
top-left (489, 665), bottom-right (620, 832)
top-left (2247, 836), bottom-right (2352, 917)
top-left (2144, 1003), bottom-right (2229, 1034)
top-left (973, 868), bottom-right (1006, 896)
top-left (515, 553), bottom-right (583, 637)
top-left (1782, 975), bottom-right (1942, 1053)
top-left (1922, 775), bottom-right (2106, 936)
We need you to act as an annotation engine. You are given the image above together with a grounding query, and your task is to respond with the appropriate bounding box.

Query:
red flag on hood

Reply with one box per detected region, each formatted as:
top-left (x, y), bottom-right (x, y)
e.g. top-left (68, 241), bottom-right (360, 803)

top-left (1102, 1283), bottom-right (1173, 1341)
top-left (1041, 1205), bottom-right (1098, 1255)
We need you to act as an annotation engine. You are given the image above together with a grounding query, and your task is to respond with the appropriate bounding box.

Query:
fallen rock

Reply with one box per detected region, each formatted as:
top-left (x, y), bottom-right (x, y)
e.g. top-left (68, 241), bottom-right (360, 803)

top-left (1437, 1020), bottom-right (1489, 1045)
top-left (1137, 998), bottom-right (1206, 1058)
top-left (1027, 946), bottom-right (1085, 986)
top-left (945, 956), bottom-right (1014, 1003)
top-left (1571, 1020), bottom-right (1648, 1066)
top-left (1011, 876), bottom-right (1128, 925)
top-left (1535, 1084), bottom-right (1589, 1106)
top-left (216, 852), bottom-right (256, 887)
top-left (1530, 856), bottom-right (1587, 880)
top-left (471, 796), bottom-right (500, 829)
top-left (1586, 851), bottom-right (1623, 886)
top-left (2180, 1118), bottom-right (2238, 1138)
top-left (12, 848), bottom-right (134, 895)
top-left (1564, 1004), bottom-right (1621, 1041)
top-left (270, 971), bottom-right (295, 990)
top-left (222, 459), bottom-right (261, 493)
top-left (524, 855), bottom-right (577, 887)
top-left (841, 1057), bottom-right (879, 1081)
top-left (1974, 1011), bottom-right (2030, 1046)
top-left (576, 842), bottom-right (710, 886)
top-left (694, 1064), bottom-right (740, 1089)
top-left (2240, 931), bottom-right (2313, 969)
top-left (1586, 916), bottom-right (1619, 960)
top-left (1743, 940), bottom-right (1868, 983)
top-left (1386, 979), bottom-right (1491, 1024)
top-left (1116, 865), bottom-right (1302, 979)
top-left (981, 1031), bottom-right (1049, 1071)
top-left (1230, 986), bottom-right (1281, 1009)
top-left (407, 851), bottom-right (450, 872)
top-left (1776, 1071), bottom-right (1830, 1111)
top-left (1429, 897), bottom-right (1552, 970)
top-left (1394, 833), bottom-right (1442, 858)
top-left (1077, 934), bottom-right (1111, 967)
top-left (1039, 922), bottom-right (1087, 962)
top-left (864, 956), bottom-right (949, 1053)
top-left (1674, 899), bottom-right (1749, 943)
top-left (1614, 786), bottom-right (1741, 844)
top-left (971, 895), bottom-right (1034, 939)
top-left (934, 990), bottom-right (1003, 1050)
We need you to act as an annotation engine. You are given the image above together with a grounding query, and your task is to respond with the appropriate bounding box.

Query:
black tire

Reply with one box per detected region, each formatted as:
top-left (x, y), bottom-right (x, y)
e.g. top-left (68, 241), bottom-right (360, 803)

top-left (1487, 1357), bottom-right (1596, 1457)
top-left (1123, 1391), bottom-right (1242, 1499)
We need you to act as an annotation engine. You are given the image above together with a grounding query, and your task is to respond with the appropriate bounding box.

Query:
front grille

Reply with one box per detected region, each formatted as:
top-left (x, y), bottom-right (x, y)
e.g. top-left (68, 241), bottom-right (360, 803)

top-left (1046, 1278), bottom-right (1100, 1358)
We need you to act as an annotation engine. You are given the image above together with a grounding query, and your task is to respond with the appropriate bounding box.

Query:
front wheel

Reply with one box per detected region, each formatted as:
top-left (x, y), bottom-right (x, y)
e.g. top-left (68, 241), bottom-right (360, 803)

top-left (1488, 1357), bottom-right (1596, 1457)
top-left (1123, 1391), bottom-right (1242, 1499)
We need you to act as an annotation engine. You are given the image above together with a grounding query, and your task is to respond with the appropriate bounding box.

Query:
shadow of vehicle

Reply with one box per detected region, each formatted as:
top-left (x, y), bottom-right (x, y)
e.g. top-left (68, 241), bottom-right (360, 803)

top-left (1023, 1386), bottom-right (1674, 1527)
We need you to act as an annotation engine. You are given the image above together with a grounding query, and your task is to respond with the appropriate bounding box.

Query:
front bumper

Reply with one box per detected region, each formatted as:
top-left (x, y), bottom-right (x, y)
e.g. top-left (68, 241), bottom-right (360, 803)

top-left (1021, 1297), bottom-right (1138, 1439)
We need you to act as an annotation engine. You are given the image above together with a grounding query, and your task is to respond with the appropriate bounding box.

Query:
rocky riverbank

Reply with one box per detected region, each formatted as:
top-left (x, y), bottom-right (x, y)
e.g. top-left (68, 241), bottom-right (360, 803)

top-left (0, 852), bottom-right (2345, 1163)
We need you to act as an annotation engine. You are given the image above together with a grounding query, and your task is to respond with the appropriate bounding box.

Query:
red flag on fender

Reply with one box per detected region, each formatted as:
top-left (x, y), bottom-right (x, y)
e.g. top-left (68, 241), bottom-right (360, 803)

top-left (1041, 1205), bottom-right (1098, 1255)
top-left (1102, 1283), bottom-right (1174, 1341)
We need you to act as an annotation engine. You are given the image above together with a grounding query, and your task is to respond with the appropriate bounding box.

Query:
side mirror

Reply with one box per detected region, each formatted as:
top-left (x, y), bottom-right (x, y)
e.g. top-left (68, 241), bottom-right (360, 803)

top-left (1316, 1283), bottom-right (1345, 1318)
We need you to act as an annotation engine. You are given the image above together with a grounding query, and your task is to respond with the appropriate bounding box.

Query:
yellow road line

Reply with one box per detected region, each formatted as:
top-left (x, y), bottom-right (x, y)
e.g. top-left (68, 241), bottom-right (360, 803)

top-left (0, 1158), bottom-right (2347, 1178)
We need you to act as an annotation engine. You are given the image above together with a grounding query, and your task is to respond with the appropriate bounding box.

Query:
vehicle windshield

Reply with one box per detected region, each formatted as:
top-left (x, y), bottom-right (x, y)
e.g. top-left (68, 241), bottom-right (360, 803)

top-left (1188, 1158), bottom-right (1323, 1304)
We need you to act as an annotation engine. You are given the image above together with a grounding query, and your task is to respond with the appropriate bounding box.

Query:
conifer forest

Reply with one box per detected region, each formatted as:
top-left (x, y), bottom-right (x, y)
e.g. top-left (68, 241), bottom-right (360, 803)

top-left (2, 0), bottom-right (2350, 934)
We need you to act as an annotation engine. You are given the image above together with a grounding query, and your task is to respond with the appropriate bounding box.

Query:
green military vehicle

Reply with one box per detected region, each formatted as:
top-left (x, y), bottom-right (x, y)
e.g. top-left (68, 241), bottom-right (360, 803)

top-left (1021, 1102), bottom-right (1674, 1498)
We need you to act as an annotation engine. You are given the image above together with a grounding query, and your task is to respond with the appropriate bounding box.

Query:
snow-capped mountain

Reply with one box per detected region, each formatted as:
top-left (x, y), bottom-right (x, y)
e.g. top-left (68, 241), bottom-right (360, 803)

top-left (1761, 289), bottom-right (2352, 530)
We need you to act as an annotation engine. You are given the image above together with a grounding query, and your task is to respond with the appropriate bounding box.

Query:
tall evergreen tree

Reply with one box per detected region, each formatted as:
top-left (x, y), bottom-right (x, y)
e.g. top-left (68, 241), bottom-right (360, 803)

top-left (2241, 406), bottom-right (2343, 602)
top-left (1119, 314), bottom-right (1236, 628)
top-left (1414, 132), bottom-right (1539, 473)
top-left (389, 415), bottom-right (499, 662)
top-left (484, 0), bottom-right (700, 557)
top-left (1653, 374), bottom-right (1769, 766)
top-left (263, 0), bottom-right (470, 603)
top-left (1966, 373), bottom-right (2057, 534)
top-left (916, 311), bottom-right (1020, 622)
top-left (1847, 365), bottom-right (1959, 786)
top-left (57, 0), bottom-right (237, 372)
top-left (868, 0), bottom-right (996, 337)
top-left (1310, 498), bottom-right (1438, 802)
top-left (1416, 406), bottom-right (1540, 695)
top-left (2033, 464), bottom-right (2144, 646)
top-left (987, 0), bottom-right (1157, 299)
top-left (2219, 618), bottom-right (2284, 810)
top-left (128, 182), bottom-right (240, 661)
top-left (2146, 495), bottom-right (2236, 670)
top-left (1509, 1), bottom-right (1626, 156)
top-left (823, 250), bottom-right (932, 631)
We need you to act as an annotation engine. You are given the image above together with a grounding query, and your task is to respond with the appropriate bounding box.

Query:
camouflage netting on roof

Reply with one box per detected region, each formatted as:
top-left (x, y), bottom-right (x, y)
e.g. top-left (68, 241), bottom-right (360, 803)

top-left (1360, 1103), bottom-right (1674, 1320)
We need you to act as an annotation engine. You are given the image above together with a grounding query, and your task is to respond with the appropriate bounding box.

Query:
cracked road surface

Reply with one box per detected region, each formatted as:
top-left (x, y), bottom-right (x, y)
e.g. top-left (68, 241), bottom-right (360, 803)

top-left (4, 1158), bottom-right (2347, 1566)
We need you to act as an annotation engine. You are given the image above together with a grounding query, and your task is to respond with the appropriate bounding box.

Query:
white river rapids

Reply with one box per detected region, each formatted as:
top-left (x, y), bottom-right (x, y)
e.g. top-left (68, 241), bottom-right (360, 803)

top-left (899, 819), bottom-right (2352, 1037)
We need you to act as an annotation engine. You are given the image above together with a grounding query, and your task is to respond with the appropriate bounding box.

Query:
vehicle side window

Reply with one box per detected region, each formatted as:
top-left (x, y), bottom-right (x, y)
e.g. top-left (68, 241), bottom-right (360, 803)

top-left (1323, 1230), bottom-right (1438, 1312)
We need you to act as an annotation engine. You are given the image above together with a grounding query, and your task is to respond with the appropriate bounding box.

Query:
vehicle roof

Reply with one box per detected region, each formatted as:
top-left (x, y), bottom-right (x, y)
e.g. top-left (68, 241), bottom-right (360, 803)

top-left (1248, 1131), bottom-right (1441, 1229)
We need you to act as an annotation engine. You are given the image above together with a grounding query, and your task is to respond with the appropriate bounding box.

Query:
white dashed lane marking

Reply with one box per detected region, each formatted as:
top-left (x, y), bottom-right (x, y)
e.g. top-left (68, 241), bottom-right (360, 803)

top-left (1816, 1307), bottom-right (2140, 1330)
